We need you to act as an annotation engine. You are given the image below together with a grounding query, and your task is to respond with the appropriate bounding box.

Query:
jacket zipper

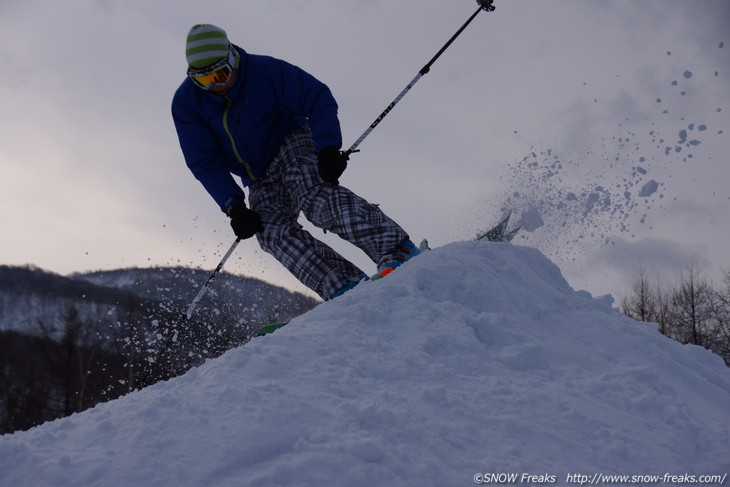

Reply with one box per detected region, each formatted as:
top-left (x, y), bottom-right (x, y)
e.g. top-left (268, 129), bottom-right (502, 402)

top-left (223, 97), bottom-right (256, 181)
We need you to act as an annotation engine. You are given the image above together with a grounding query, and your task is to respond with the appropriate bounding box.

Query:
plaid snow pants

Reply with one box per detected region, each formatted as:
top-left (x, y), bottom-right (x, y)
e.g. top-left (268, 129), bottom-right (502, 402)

top-left (248, 127), bottom-right (408, 300)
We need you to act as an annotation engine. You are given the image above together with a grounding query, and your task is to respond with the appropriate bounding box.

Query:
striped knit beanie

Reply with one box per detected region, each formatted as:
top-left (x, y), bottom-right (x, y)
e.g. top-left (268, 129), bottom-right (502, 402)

top-left (186, 24), bottom-right (231, 69)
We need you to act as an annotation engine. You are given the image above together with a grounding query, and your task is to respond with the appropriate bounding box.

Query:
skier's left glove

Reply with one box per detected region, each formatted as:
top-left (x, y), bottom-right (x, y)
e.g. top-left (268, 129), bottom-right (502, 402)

top-left (317, 146), bottom-right (348, 185)
top-left (226, 201), bottom-right (263, 240)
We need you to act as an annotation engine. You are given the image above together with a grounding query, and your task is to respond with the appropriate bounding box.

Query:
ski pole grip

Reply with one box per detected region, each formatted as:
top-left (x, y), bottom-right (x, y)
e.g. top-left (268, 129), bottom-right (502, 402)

top-left (477, 0), bottom-right (496, 12)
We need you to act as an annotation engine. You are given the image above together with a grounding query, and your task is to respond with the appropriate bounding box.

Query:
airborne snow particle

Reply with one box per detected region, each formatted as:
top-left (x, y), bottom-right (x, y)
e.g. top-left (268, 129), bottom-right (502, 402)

top-left (639, 180), bottom-right (659, 197)
top-left (520, 207), bottom-right (545, 232)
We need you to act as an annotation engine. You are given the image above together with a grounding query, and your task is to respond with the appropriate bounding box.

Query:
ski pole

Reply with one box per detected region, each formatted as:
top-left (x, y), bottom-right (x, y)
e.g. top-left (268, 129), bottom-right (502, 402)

top-left (183, 237), bottom-right (241, 321)
top-left (344, 0), bottom-right (496, 156)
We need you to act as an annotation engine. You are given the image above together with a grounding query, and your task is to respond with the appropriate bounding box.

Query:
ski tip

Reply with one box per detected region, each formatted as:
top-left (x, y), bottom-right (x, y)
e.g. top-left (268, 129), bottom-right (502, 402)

top-left (476, 210), bottom-right (521, 242)
top-left (503, 225), bottom-right (522, 242)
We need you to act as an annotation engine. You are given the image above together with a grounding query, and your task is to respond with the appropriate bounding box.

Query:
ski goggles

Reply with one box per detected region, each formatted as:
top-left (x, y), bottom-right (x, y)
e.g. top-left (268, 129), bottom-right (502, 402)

top-left (187, 46), bottom-right (236, 90)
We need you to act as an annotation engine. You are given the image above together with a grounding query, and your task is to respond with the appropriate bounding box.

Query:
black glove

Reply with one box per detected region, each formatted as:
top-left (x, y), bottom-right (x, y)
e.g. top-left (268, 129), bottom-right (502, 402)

top-left (226, 201), bottom-right (263, 240)
top-left (317, 146), bottom-right (348, 185)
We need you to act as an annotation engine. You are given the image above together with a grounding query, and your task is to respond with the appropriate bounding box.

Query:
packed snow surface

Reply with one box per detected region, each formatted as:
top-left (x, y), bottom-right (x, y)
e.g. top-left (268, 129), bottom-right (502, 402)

top-left (0, 242), bottom-right (728, 486)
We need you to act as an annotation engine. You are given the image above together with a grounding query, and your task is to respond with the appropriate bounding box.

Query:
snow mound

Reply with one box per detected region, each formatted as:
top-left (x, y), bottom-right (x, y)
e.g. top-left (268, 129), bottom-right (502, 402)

top-left (1, 242), bottom-right (728, 486)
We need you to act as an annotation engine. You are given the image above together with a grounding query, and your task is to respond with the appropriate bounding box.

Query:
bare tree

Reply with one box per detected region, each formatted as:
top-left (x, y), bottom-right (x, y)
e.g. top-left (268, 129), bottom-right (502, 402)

top-left (621, 263), bottom-right (657, 323)
top-left (653, 278), bottom-right (673, 337)
top-left (708, 271), bottom-right (730, 363)
top-left (670, 264), bottom-right (713, 347)
top-left (0, 332), bottom-right (53, 433)
top-left (35, 307), bottom-right (104, 415)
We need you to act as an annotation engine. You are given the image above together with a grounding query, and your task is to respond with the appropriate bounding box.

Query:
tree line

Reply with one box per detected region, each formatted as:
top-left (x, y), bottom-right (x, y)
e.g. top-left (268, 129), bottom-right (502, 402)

top-left (0, 301), bottom-right (264, 434)
top-left (621, 264), bottom-right (730, 366)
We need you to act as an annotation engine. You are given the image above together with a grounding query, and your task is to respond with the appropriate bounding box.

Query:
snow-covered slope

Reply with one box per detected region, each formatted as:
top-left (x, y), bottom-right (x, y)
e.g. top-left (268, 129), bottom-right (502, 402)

top-left (0, 242), bottom-right (728, 486)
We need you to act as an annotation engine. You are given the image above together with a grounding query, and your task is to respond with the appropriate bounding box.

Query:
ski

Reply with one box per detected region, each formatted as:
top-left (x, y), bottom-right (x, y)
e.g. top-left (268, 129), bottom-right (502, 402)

top-left (476, 210), bottom-right (521, 242)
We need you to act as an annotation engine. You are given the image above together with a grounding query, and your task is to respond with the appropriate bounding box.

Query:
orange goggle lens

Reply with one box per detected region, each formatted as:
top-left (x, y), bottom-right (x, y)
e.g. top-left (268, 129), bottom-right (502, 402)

top-left (189, 64), bottom-right (232, 89)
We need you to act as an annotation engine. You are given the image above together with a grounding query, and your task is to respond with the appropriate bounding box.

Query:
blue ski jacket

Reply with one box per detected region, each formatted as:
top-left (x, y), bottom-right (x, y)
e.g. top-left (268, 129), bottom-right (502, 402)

top-left (172, 46), bottom-right (342, 211)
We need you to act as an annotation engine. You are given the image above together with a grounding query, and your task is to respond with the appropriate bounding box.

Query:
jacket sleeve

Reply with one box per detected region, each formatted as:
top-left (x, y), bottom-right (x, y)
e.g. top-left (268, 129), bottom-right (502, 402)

top-left (271, 60), bottom-right (343, 152)
top-left (171, 90), bottom-right (245, 212)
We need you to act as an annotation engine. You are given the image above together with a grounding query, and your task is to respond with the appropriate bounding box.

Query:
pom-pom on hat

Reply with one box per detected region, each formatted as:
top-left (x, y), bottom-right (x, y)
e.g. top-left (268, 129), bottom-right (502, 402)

top-left (186, 24), bottom-right (231, 69)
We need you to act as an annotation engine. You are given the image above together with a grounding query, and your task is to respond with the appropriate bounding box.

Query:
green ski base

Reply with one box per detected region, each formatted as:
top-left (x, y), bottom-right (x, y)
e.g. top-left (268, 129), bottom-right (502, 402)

top-left (257, 322), bottom-right (289, 336)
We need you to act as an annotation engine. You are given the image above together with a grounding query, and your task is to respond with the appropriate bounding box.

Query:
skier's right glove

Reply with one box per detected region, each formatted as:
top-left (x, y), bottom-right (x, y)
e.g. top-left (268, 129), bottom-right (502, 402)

top-left (317, 146), bottom-right (348, 185)
top-left (226, 201), bottom-right (263, 240)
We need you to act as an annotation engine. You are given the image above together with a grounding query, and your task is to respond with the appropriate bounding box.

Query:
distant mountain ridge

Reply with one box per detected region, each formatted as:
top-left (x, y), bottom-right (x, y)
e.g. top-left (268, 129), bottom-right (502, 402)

top-left (0, 264), bottom-right (318, 337)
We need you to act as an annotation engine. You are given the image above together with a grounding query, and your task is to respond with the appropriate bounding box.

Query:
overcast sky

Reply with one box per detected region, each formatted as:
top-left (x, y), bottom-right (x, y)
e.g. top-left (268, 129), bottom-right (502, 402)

top-left (1, 0), bottom-right (728, 301)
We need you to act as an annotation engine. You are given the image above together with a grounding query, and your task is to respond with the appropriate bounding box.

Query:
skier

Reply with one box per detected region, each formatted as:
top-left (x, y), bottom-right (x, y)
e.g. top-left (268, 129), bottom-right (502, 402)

top-left (172, 24), bottom-right (420, 301)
